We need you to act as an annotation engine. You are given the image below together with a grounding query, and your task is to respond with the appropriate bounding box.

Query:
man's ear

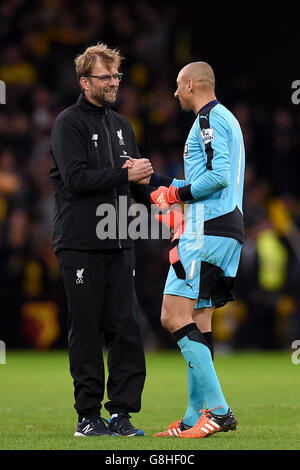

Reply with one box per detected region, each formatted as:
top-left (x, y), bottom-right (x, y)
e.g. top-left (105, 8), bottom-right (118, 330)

top-left (79, 76), bottom-right (89, 92)
top-left (187, 78), bottom-right (193, 93)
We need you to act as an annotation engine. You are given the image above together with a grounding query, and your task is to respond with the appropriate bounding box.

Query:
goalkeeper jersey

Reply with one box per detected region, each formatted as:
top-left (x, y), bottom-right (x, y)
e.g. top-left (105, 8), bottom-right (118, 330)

top-left (172, 100), bottom-right (245, 243)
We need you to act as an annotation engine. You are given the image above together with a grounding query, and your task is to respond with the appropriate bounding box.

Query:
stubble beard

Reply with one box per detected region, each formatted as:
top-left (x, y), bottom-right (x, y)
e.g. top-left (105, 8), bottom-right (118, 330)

top-left (91, 86), bottom-right (118, 106)
top-left (180, 99), bottom-right (192, 112)
top-left (176, 95), bottom-right (190, 112)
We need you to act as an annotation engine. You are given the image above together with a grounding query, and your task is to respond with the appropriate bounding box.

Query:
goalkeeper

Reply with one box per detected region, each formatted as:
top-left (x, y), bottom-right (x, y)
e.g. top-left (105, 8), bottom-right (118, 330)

top-left (148, 61), bottom-right (245, 438)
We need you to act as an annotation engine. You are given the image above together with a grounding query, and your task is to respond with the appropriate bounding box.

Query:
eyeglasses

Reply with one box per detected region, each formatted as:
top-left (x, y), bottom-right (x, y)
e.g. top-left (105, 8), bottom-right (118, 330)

top-left (86, 73), bottom-right (123, 83)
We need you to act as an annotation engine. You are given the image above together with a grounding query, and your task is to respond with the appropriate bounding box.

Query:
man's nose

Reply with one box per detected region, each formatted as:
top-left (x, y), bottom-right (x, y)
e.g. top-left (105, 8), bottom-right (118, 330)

top-left (110, 76), bottom-right (119, 85)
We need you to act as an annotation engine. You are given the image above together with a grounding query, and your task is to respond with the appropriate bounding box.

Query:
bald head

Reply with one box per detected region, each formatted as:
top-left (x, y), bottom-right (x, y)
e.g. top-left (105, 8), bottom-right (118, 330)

top-left (179, 62), bottom-right (215, 91)
top-left (174, 61), bottom-right (216, 114)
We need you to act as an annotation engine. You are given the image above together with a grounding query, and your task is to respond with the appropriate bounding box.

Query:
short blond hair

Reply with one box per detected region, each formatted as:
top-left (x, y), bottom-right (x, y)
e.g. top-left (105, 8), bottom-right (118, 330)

top-left (74, 42), bottom-right (123, 80)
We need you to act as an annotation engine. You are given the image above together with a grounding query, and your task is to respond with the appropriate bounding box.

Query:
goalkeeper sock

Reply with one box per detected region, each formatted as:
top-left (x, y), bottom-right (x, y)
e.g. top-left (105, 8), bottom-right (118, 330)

top-left (182, 363), bottom-right (205, 427)
top-left (182, 331), bottom-right (214, 426)
top-left (173, 323), bottom-right (229, 416)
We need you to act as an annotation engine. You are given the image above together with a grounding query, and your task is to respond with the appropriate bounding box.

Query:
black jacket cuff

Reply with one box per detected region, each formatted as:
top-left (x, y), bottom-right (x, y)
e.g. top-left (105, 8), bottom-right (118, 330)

top-left (150, 173), bottom-right (173, 188)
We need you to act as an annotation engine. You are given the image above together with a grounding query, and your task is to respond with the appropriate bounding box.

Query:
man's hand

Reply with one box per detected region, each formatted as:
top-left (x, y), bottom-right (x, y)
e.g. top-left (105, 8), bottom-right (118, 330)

top-left (124, 158), bottom-right (153, 183)
top-left (136, 176), bottom-right (151, 185)
top-left (165, 185), bottom-right (181, 204)
top-left (150, 185), bottom-right (181, 210)
top-left (155, 206), bottom-right (184, 231)
top-left (150, 186), bottom-right (170, 209)
top-left (122, 158), bottom-right (151, 184)
top-left (122, 157), bottom-right (135, 170)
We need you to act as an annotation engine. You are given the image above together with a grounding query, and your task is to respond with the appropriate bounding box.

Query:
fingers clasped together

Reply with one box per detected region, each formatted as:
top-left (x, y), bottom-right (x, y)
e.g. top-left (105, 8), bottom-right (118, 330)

top-left (123, 158), bottom-right (185, 238)
top-left (122, 157), bottom-right (153, 184)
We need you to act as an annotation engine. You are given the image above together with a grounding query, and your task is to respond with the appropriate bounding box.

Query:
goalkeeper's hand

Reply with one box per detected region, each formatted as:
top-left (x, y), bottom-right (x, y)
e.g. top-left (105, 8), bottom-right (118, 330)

top-left (150, 185), bottom-right (181, 210)
top-left (155, 206), bottom-right (184, 240)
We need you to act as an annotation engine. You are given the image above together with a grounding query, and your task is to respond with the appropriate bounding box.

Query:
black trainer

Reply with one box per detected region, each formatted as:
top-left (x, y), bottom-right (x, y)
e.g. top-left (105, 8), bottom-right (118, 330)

top-left (108, 412), bottom-right (145, 437)
top-left (74, 417), bottom-right (116, 437)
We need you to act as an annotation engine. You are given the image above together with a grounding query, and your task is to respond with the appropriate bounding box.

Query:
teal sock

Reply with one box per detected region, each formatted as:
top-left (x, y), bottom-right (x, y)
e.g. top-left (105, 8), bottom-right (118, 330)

top-left (182, 365), bottom-right (205, 427)
top-left (177, 331), bottom-right (229, 415)
top-left (182, 331), bottom-right (214, 426)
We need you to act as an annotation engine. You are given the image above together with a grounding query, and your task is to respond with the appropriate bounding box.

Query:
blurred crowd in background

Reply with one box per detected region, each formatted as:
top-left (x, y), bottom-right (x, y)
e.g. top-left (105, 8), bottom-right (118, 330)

top-left (1, 0), bottom-right (300, 351)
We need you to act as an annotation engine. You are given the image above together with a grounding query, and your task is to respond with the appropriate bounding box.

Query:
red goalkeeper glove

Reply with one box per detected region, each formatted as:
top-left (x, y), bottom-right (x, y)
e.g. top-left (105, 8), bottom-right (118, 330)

top-left (150, 185), bottom-right (181, 210)
top-left (155, 206), bottom-right (185, 241)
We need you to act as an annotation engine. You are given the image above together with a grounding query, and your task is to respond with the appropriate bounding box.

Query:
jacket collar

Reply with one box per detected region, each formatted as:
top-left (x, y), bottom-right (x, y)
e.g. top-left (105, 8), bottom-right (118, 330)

top-left (77, 92), bottom-right (108, 115)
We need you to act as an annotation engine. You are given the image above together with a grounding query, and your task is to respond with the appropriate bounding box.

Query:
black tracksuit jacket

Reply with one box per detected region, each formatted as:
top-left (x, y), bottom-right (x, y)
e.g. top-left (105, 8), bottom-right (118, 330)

top-left (49, 93), bottom-right (154, 253)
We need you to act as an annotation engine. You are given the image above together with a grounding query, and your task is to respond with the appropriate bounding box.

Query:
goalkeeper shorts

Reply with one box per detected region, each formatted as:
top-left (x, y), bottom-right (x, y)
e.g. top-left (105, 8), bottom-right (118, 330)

top-left (163, 234), bottom-right (242, 309)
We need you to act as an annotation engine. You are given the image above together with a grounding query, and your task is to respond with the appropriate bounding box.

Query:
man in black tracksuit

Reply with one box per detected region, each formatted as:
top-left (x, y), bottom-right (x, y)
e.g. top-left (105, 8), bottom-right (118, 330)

top-left (49, 43), bottom-right (154, 437)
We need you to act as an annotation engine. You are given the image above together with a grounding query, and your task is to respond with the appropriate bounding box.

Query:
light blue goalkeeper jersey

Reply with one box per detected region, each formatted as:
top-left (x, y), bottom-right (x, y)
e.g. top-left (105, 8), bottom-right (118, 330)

top-left (173, 100), bottom-right (245, 242)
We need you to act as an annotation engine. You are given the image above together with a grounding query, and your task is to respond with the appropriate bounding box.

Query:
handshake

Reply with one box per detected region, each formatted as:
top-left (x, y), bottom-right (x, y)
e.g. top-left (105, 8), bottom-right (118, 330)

top-left (122, 157), bottom-right (181, 209)
top-left (122, 157), bottom-right (184, 237)
top-left (122, 157), bottom-right (153, 183)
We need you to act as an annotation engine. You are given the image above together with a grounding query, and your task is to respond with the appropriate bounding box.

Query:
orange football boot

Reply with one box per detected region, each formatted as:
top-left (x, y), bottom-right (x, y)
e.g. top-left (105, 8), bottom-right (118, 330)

top-left (153, 418), bottom-right (191, 437)
top-left (179, 407), bottom-right (237, 438)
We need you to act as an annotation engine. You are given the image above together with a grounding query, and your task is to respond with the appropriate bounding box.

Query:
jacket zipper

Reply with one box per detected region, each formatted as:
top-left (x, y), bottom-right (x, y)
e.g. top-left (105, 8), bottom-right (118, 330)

top-left (102, 109), bottom-right (121, 248)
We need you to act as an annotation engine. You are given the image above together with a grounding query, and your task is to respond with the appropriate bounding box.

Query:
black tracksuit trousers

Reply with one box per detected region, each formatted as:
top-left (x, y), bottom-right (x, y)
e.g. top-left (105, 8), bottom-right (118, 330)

top-left (56, 248), bottom-right (146, 419)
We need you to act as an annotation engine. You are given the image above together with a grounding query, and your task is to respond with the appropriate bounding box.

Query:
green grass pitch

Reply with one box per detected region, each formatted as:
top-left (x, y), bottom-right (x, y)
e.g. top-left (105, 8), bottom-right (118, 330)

top-left (0, 349), bottom-right (299, 450)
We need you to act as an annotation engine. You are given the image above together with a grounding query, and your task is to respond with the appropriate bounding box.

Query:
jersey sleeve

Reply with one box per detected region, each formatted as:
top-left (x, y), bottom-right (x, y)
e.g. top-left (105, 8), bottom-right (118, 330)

top-left (191, 111), bottom-right (231, 198)
top-left (178, 111), bottom-right (231, 201)
top-left (171, 178), bottom-right (188, 188)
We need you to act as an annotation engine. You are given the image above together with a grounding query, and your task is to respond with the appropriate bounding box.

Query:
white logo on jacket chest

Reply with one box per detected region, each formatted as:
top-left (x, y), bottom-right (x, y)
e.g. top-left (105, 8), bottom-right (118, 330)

top-left (76, 268), bottom-right (84, 284)
top-left (92, 134), bottom-right (98, 147)
top-left (119, 150), bottom-right (130, 158)
top-left (117, 129), bottom-right (125, 145)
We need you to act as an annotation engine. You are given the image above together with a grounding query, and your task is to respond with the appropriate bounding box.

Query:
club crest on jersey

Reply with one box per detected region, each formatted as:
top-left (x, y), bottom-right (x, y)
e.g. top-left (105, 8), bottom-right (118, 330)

top-left (200, 128), bottom-right (214, 145)
top-left (117, 129), bottom-right (125, 145)
top-left (92, 134), bottom-right (98, 147)
top-left (184, 143), bottom-right (189, 158)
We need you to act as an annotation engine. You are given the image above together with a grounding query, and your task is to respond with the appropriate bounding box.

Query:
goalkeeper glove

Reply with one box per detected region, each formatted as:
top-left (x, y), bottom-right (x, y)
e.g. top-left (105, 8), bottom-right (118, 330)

top-left (150, 185), bottom-right (181, 210)
top-left (155, 206), bottom-right (184, 241)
